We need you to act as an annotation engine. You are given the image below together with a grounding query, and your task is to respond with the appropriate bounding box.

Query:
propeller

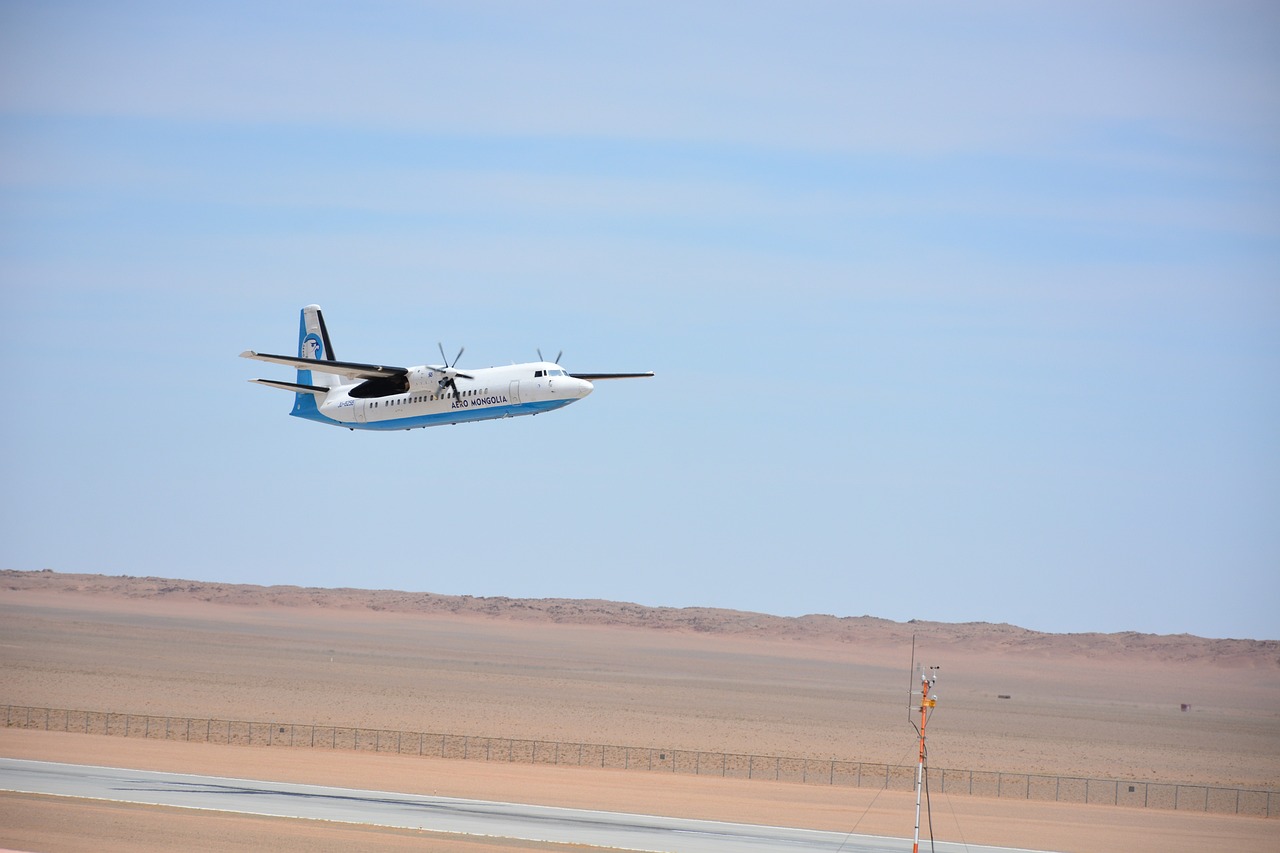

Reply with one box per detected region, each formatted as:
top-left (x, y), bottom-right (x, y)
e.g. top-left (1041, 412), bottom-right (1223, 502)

top-left (435, 342), bottom-right (474, 400)
top-left (537, 348), bottom-right (563, 365)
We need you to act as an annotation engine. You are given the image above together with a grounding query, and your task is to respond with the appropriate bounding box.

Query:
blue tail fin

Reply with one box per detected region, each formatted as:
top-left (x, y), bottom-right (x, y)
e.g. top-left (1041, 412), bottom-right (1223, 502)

top-left (291, 304), bottom-right (338, 420)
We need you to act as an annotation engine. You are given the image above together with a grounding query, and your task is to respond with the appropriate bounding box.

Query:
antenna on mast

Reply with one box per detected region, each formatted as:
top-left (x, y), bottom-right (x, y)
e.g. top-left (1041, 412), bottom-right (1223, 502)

top-left (907, 634), bottom-right (916, 726)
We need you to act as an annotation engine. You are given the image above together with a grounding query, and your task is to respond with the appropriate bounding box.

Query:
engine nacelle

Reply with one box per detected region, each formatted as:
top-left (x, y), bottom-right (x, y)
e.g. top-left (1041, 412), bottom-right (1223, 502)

top-left (407, 366), bottom-right (439, 390)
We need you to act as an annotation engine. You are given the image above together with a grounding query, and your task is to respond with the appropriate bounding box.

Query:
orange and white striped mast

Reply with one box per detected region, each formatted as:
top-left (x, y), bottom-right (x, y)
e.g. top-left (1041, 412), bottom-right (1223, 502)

top-left (912, 663), bottom-right (939, 853)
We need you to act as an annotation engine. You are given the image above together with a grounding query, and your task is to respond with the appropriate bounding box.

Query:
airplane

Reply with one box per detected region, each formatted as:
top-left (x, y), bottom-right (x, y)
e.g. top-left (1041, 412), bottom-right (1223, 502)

top-left (241, 305), bottom-right (653, 431)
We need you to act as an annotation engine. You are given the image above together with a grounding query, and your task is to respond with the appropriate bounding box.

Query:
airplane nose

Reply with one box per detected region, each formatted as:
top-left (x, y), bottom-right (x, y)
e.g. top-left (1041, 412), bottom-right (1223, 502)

top-left (576, 378), bottom-right (594, 398)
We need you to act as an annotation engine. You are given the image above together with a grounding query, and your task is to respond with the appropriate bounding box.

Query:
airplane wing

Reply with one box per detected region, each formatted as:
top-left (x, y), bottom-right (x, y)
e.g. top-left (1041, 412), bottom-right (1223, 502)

top-left (239, 350), bottom-right (407, 380)
top-left (249, 378), bottom-right (330, 396)
top-left (570, 372), bottom-right (655, 380)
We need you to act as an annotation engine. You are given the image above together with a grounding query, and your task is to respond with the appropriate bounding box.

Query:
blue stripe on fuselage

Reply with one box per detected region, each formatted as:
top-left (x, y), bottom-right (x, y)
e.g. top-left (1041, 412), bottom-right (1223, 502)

top-left (289, 398), bottom-right (577, 430)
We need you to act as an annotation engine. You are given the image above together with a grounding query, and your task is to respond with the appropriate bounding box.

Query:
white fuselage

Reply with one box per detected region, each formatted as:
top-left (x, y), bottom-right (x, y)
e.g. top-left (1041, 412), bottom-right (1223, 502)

top-left (305, 362), bottom-right (593, 430)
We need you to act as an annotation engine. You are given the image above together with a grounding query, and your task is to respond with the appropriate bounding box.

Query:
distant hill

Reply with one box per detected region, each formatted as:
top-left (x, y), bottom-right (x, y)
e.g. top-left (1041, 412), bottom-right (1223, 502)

top-left (3, 569), bottom-right (1276, 667)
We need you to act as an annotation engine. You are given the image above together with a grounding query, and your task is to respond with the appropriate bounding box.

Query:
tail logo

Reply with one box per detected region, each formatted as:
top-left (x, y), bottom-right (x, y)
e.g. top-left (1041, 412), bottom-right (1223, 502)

top-left (301, 333), bottom-right (324, 361)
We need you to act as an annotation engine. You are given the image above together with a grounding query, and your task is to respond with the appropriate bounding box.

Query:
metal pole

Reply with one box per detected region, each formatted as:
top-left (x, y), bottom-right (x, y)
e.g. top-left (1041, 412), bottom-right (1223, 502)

top-left (916, 666), bottom-right (936, 850)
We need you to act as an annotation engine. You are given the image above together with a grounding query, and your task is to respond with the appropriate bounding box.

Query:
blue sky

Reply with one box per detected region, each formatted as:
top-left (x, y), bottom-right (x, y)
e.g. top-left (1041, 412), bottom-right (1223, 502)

top-left (2, 1), bottom-right (1277, 638)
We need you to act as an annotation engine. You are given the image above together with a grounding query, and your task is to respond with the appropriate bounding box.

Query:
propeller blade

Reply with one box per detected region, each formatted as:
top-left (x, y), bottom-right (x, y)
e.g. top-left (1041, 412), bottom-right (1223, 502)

top-left (438, 342), bottom-right (448, 366)
top-left (537, 348), bottom-right (544, 362)
top-left (452, 347), bottom-right (464, 368)
top-left (555, 350), bottom-right (563, 365)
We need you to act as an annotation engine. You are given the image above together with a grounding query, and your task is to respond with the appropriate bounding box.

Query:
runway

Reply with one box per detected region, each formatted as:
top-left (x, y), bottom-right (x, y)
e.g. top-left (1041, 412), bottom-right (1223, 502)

top-left (0, 758), bottom-right (1057, 852)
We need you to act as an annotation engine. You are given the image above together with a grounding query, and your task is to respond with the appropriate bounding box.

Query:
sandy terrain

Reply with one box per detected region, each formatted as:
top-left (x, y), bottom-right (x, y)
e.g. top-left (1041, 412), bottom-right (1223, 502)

top-left (1, 571), bottom-right (1277, 852)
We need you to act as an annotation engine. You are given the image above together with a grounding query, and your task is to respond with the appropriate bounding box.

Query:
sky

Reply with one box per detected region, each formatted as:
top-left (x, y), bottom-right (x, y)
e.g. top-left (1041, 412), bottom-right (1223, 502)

top-left (1, 1), bottom-right (1277, 639)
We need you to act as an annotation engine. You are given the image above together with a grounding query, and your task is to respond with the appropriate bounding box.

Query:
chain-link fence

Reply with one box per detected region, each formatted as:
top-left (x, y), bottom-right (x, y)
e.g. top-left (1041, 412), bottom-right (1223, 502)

top-left (4, 704), bottom-right (1273, 818)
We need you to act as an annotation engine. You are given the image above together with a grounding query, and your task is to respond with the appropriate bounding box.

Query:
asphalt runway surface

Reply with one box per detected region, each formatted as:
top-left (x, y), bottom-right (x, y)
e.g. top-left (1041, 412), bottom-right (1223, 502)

top-left (0, 758), bottom-right (1059, 852)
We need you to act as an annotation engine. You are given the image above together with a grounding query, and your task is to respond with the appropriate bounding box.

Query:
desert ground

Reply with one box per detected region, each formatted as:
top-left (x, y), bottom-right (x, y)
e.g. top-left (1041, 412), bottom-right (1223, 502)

top-left (1, 570), bottom-right (1277, 852)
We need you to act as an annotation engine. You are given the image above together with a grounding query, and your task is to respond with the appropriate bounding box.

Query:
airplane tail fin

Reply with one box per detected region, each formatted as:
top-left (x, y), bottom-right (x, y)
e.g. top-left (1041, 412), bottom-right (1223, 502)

top-left (291, 304), bottom-right (340, 419)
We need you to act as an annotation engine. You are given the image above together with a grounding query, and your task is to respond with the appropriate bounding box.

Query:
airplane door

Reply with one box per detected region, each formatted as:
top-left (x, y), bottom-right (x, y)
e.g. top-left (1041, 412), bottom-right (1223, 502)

top-left (355, 400), bottom-right (367, 424)
top-left (509, 380), bottom-right (521, 404)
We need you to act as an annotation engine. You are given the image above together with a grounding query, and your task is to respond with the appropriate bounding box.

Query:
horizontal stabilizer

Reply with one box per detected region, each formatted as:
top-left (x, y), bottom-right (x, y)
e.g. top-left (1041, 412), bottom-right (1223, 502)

top-left (571, 372), bottom-right (655, 380)
top-left (240, 350), bottom-right (407, 380)
top-left (249, 378), bottom-right (330, 396)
